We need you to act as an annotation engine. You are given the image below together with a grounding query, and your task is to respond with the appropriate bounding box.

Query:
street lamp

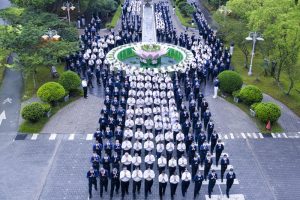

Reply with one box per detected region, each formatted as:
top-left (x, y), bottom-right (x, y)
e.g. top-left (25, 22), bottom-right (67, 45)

top-left (61, 1), bottom-right (76, 25)
top-left (42, 29), bottom-right (61, 41)
top-left (245, 32), bottom-right (264, 76)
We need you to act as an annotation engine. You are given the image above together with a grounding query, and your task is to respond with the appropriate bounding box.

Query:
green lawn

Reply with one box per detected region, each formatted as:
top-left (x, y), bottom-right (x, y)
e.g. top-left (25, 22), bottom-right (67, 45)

top-left (19, 95), bottom-right (81, 133)
top-left (206, 9), bottom-right (300, 117)
top-left (175, 7), bottom-right (196, 28)
top-left (223, 95), bottom-right (283, 133)
top-left (106, 4), bottom-right (122, 29)
top-left (0, 49), bottom-right (9, 86)
top-left (22, 64), bottom-right (65, 101)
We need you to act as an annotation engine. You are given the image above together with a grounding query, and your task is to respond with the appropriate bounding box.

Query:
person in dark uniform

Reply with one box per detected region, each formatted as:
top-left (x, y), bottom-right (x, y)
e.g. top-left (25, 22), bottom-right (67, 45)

top-left (207, 120), bottom-right (214, 142)
top-left (221, 154), bottom-right (230, 182)
top-left (99, 168), bottom-right (109, 197)
top-left (87, 167), bottom-right (98, 199)
top-left (204, 154), bottom-right (213, 180)
top-left (226, 168), bottom-right (236, 198)
top-left (110, 168), bottom-right (120, 198)
top-left (210, 130), bottom-right (219, 154)
top-left (208, 169), bottom-right (218, 198)
top-left (90, 152), bottom-right (100, 171)
top-left (215, 139), bottom-right (224, 166)
top-left (193, 170), bottom-right (204, 199)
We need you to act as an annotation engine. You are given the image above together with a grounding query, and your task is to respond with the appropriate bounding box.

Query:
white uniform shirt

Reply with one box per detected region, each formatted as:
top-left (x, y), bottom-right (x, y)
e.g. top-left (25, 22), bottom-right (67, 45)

top-left (133, 141), bottom-right (142, 151)
top-left (168, 158), bottom-right (177, 168)
top-left (135, 108), bottom-right (143, 116)
top-left (178, 157), bottom-right (188, 167)
top-left (176, 132), bottom-right (185, 142)
top-left (157, 156), bottom-right (167, 167)
top-left (145, 154), bottom-right (155, 164)
top-left (177, 142), bottom-right (186, 152)
top-left (143, 107), bottom-right (152, 116)
top-left (143, 169), bottom-right (155, 181)
top-left (158, 173), bottom-right (169, 183)
top-left (155, 134), bottom-right (165, 143)
top-left (126, 108), bottom-right (134, 118)
top-left (143, 132), bottom-right (154, 140)
top-left (120, 170), bottom-right (131, 182)
top-left (135, 117), bottom-right (144, 126)
top-left (156, 143), bottom-right (165, 153)
top-left (132, 169), bottom-right (143, 182)
top-left (134, 130), bottom-right (144, 140)
top-left (125, 119), bottom-right (134, 128)
top-left (172, 123), bottom-right (182, 132)
top-left (124, 129), bottom-right (133, 138)
top-left (166, 142), bottom-right (175, 152)
top-left (144, 140), bottom-right (154, 151)
top-left (127, 97), bottom-right (136, 106)
top-left (164, 131), bottom-right (173, 142)
top-left (144, 119), bottom-right (154, 130)
top-left (129, 89), bottom-right (136, 97)
top-left (181, 172), bottom-right (192, 181)
top-left (132, 156), bottom-right (142, 166)
top-left (121, 154), bottom-right (132, 165)
top-left (170, 175), bottom-right (180, 184)
top-left (121, 141), bottom-right (132, 151)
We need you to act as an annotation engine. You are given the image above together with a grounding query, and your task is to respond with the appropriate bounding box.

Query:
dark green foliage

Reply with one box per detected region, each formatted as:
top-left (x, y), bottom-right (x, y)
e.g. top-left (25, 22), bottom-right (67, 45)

top-left (37, 82), bottom-right (65, 103)
top-left (239, 85), bottom-right (263, 105)
top-left (58, 71), bottom-right (81, 93)
top-left (21, 102), bottom-right (45, 122)
top-left (177, 2), bottom-right (195, 17)
top-left (254, 102), bottom-right (281, 123)
top-left (218, 70), bottom-right (243, 94)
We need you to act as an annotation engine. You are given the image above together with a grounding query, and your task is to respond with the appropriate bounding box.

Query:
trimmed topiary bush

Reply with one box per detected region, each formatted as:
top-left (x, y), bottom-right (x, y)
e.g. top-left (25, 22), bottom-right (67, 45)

top-left (58, 71), bottom-right (81, 94)
top-left (239, 85), bottom-right (263, 105)
top-left (218, 71), bottom-right (243, 94)
top-left (254, 102), bottom-right (281, 123)
top-left (41, 103), bottom-right (51, 113)
top-left (37, 82), bottom-right (65, 104)
top-left (21, 102), bottom-right (45, 122)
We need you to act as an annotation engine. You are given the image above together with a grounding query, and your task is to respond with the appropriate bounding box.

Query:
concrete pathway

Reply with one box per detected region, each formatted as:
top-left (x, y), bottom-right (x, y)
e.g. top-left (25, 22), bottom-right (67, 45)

top-left (142, 4), bottom-right (157, 42)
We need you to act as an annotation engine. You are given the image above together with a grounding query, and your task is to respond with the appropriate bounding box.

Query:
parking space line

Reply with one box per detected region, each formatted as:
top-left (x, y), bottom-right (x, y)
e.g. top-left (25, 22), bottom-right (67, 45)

top-left (31, 134), bottom-right (39, 140)
top-left (49, 133), bottom-right (57, 140)
top-left (68, 134), bottom-right (75, 140)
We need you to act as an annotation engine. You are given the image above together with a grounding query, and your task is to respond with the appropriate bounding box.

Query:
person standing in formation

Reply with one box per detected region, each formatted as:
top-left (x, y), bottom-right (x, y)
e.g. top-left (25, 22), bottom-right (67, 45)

top-left (226, 168), bottom-right (236, 198)
top-left (87, 167), bottom-right (98, 199)
top-left (120, 167), bottom-right (131, 199)
top-left (158, 171), bottom-right (168, 199)
top-left (169, 171), bottom-right (180, 199)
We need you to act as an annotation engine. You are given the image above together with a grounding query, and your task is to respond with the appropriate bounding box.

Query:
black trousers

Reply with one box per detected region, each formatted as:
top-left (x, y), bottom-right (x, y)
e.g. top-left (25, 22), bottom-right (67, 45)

top-left (226, 181), bottom-right (234, 195)
top-left (204, 165), bottom-right (211, 180)
top-left (208, 181), bottom-right (216, 196)
top-left (110, 180), bottom-right (120, 197)
top-left (88, 180), bottom-right (97, 197)
top-left (221, 165), bottom-right (227, 181)
top-left (83, 87), bottom-right (87, 98)
top-left (159, 182), bottom-right (167, 197)
top-left (215, 151), bottom-right (222, 166)
top-left (181, 181), bottom-right (190, 196)
top-left (132, 180), bottom-right (141, 194)
top-left (121, 181), bottom-right (129, 197)
top-left (100, 180), bottom-right (108, 197)
top-left (144, 179), bottom-right (153, 197)
top-left (194, 182), bottom-right (202, 198)
top-left (170, 183), bottom-right (178, 198)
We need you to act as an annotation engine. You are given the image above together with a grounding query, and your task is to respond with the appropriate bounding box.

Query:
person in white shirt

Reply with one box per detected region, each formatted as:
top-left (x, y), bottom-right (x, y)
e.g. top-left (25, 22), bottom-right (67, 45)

top-left (177, 141), bottom-right (186, 158)
top-left (121, 138), bottom-right (132, 154)
top-left (156, 142), bottom-right (165, 158)
top-left (128, 89), bottom-right (137, 97)
top-left (157, 154), bottom-right (167, 173)
top-left (144, 117), bottom-right (154, 131)
top-left (125, 118), bottom-right (134, 129)
top-left (133, 140), bottom-right (142, 156)
top-left (134, 128), bottom-right (144, 141)
top-left (136, 90), bottom-right (145, 98)
top-left (82, 79), bottom-right (88, 98)
top-left (170, 171), bottom-right (180, 198)
top-left (155, 133), bottom-right (164, 144)
top-left (178, 155), bottom-right (188, 177)
top-left (121, 152), bottom-right (132, 171)
top-left (136, 97), bottom-right (145, 108)
top-left (164, 131), bottom-right (173, 144)
top-left (172, 121), bottom-right (182, 138)
top-left (176, 131), bottom-right (185, 144)
top-left (181, 168), bottom-right (192, 197)
top-left (127, 96), bottom-right (136, 106)
top-left (158, 171), bottom-right (169, 198)
top-left (126, 106), bottom-right (134, 118)
top-left (132, 166), bottom-right (143, 197)
top-left (135, 117), bottom-right (144, 130)
top-left (168, 156), bottom-right (177, 175)
top-left (145, 96), bottom-right (153, 106)
top-left (132, 153), bottom-right (142, 170)
top-left (166, 141), bottom-right (175, 162)
top-left (143, 106), bottom-right (152, 118)
top-left (124, 128), bottom-right (133, 141)
top-left (143, 131), bottom-right (154, 141)
top-left (144, 152), bottom-right (155, 169)
top-left (134, 107), bottom-right (143, 117)
top-left (144, 138), bottom-right (154, 154)
top-left (153, 106), bottom-right (161, 115)
top-left (154, 120), bottom-right (163, 135)
top-left (120, 167), bottom-right (131, 198)
top-left (143, 167), bottom-right (155, 198)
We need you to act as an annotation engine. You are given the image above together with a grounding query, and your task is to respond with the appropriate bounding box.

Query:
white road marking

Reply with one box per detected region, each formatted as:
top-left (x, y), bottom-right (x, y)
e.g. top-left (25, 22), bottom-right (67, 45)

top-left (205, 194), bottom-right (245, 200)
top-left (86, 134), bottom-right (93, 140)
top-left (224, 135), bottom-right (228, 140)
top-left (241, 133), bottom-right (246, 139)
top-left (202, 179), bottom-right (239, 185)
top-left (49, 133), bottom-right (57, 140)
top-left (230, 133), bottom-right (234, 139)
top-left (68, 134), bottom-right (75, 140)
top-left (252, 132), bottom-right (258, 139)
top-left (271, 133), bottom-right (276, 138)
top-left (247, 133), bottom-right (252, 138)
top-left (199, 164), bottom-right (233, 171)
top-left (0, 110), bottom-right (6, 126)
top-left (277, 133), bottom-right (282, 138)
top-left (258, 133), bottom-right (264, 139)
top-left (31, 134), bottom-right (39, 140)
top-left (282, 133), bottom-right (288, 138)
top-left (219, 134), bottom-right (222, 139)
top-left (2, 97), bottom-right (12, 104)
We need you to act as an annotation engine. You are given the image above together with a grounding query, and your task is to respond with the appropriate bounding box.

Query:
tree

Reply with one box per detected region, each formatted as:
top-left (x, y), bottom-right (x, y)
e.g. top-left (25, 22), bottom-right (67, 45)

top-left (87, 0), bottom-right (118, 19)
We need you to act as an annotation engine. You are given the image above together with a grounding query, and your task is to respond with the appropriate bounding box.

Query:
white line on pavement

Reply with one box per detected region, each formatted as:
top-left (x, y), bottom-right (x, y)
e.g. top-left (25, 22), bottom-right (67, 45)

top-left (198, 164), bottom-right (233, 171)
top-left (258, 133), bottom-right (264, 139)
top-left (271, 133), bottom-right (276, 138)
top-left (277, 133), bottom-right (282, 138)
top-left (282, 133), bottom-right (288, 138)
top-left (49, 133), bottom-right (57, 140)
top-left (252, 132), bottom-right (258, 139)
top-left (230, 133), bottom-right (234, 139)
top-left (241, 133), bottom-right (246, 139)
top-left (205, 194), bottom-right (245, 200)
top-left (224, 135), bottom-right (228, 140)
top-left (31, 134), bottom-right (38, 140)
top-left (68, 134), bottom-right (75, 140)
top-left (86, 134), bottom-right (93, 140)
top-left (202, 179), bottom-right (239, 185)
top-left (247, 133), bottom-right (252, 138)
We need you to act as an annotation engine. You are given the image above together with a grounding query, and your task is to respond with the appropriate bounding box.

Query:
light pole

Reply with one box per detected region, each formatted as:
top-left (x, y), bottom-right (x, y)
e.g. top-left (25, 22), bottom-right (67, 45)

top-left (41, 29), bottom-right (61, 41)
top-left (61, 1), bottom-right (76, 25)
top-left (245, 32), bottom-right (264, 76)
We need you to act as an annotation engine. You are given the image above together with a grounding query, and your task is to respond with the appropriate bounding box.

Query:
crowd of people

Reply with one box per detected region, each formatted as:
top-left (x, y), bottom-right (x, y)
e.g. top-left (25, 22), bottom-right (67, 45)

top-left (64, 0), bottom-right (238, 199)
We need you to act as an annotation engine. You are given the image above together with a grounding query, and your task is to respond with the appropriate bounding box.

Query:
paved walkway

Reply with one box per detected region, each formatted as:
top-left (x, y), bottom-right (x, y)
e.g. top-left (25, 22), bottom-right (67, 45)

top-left (142, 4), bottom-right (157, 42)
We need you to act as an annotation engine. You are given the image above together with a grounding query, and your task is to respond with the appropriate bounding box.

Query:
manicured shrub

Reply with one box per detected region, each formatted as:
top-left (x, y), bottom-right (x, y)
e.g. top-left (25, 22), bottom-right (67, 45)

top-left (232, 90), bottom-right (241, 98)
top-left (37, 82), bottom-right (65, 104)
top-left (239, 85), bottom-right (263, 105)
top-left (218, 70), bottom-right (243, 94)
top-left (250, 102), bottom-right (259, 110)
top-left (58, 71), bottom-right (81, 93)
top-left (41, 103), bottom-right (51, 113)
top-left (254, 102), bottom-right (281, 123)
top-left (21, 102), bottom-right (45, 122)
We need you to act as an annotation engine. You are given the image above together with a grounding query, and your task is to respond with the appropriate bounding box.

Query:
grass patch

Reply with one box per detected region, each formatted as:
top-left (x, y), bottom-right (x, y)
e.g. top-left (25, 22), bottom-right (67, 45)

top-left (19, 95), bottom-right (81, 133)
top-left (0, 49), bottom-right (9, 86)
top-left (106, 4), bottom-right (122, 29)
top-left (22, 64), bottom-right (64, 101)
top-left (175, 7), bottom-right (196, 28)
top-left (223, 95), bottom-right (283, 133)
